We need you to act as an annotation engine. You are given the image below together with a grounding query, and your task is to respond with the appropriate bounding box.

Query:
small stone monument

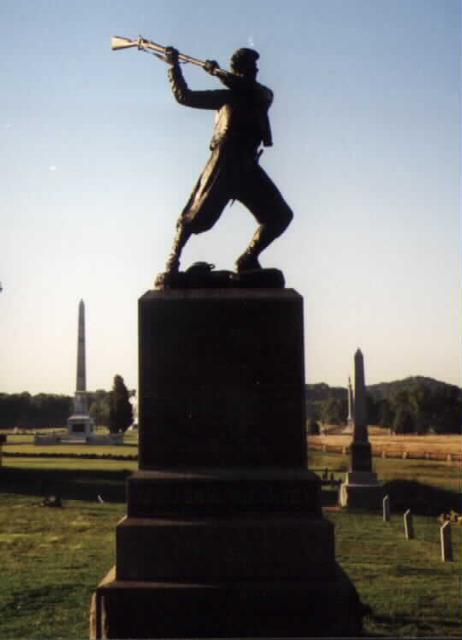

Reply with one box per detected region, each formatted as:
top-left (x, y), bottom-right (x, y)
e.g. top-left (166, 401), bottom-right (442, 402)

top-left (340, 349), bottom-right (382, 509)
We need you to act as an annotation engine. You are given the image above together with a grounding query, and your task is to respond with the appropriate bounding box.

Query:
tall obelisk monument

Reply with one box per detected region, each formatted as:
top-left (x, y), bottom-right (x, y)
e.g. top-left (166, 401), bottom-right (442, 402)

top-left (66, 300), bottom-right (94, 439)
top-left (74, 299), bottom-right (88, 414)
top-left (77, 300), bottom-right (86, 390)
top-left (352, 349), bottom-right (370, 459)
top-left (340, 349), bottom-right (381, 508)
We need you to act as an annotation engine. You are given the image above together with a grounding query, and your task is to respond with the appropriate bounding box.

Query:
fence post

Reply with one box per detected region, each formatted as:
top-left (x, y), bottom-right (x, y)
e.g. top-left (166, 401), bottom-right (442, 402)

top-left (0, 434), bottom-right (6, 468)
top-left (440, 521), bottom-right (453, 562)
top-left (404, 509), bottom-right (414, 539)
top-left (383, 495), bottom-right (390, 522)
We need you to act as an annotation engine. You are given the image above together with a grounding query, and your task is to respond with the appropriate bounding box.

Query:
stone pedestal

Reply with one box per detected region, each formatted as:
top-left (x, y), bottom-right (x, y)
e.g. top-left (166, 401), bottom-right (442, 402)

top-left (350, 441), bottom-right (373, 473)
top-left (339, 470), bottom-right (383, 509)
top-left (340, 442), bottom-right (382, 509)
top-left (138, 289), bottom-right (307, 469)
top-left (91, 289), bottom-right (363, 638)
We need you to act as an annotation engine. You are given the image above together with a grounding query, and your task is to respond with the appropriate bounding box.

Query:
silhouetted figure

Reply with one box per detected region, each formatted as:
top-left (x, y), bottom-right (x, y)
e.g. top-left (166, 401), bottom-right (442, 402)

top-left (163, 46), bottom-right (293, 274)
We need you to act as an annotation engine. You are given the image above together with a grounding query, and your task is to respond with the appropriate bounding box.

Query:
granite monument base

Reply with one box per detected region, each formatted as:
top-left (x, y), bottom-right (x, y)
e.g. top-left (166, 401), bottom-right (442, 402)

top-left (90, 289), bottom-right (363, 637)
top-left (91, 564), bottom-right (362, 639)
top-left (340, 471), bottom-right (383, 509)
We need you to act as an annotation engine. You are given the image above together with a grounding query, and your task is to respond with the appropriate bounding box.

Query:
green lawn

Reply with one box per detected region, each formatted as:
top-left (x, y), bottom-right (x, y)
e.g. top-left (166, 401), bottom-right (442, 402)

top-left (309, 449), bottom-right (462, 493)
top-left (3, 431), bottom-right (138, 459)
top-left (328, 509), bottom-right (461, 637)
top-left (0, 493), bottom-right (123, 639)
top-left (0, 449), bottom-right (460, 638)
top-left (3, 456), bottom-right (137, 472)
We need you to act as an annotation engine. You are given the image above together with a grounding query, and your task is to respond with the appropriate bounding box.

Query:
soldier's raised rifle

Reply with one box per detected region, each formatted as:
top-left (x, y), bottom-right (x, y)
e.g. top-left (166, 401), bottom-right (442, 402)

top-left (111, 35), bottom-right (226, 78)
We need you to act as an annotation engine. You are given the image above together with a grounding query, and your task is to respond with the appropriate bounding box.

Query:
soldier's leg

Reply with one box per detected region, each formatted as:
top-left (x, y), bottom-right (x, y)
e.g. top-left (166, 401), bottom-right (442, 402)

top-left (164, 221), bottom-right (191, 273)
top-left (235, 166), bottom-right (293, 272)
top-left (164, 150), bottom-right (229, 274)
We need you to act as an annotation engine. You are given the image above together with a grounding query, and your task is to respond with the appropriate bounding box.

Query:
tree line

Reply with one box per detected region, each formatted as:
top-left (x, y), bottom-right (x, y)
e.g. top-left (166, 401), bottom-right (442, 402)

top-left (0, 375), bottom-right (134, 433)
top-left (1, 375), bottom-right (459, 435)
top-left (306, 376), bottom-right (461, 434)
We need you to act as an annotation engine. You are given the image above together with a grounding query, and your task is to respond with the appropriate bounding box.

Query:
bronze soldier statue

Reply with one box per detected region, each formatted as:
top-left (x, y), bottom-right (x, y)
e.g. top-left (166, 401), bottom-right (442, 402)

top-left (163, 46), bottom-right (293, 275)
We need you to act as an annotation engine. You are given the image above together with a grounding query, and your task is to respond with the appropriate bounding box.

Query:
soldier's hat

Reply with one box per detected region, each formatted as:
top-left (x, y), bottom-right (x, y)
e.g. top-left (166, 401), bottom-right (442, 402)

top-left (230, 48), bottom-right (260, 73)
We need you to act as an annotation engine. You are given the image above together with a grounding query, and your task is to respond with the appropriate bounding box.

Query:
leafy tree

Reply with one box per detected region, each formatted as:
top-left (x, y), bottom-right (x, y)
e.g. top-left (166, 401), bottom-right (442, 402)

top-left (392, 408), bottom-right (415, 434)
top-left (377, 398), bottom-right (394, 428)
top-left (307, 418), bottom-right (320, 435)
top-left (321, 397), bottom-right (344, 425)
top-left (89, 389), bottom-right (111, 426)
top-left (0, 392), bottom-right (71, 429)
top-left (108, 375), bottom-right (133, 433)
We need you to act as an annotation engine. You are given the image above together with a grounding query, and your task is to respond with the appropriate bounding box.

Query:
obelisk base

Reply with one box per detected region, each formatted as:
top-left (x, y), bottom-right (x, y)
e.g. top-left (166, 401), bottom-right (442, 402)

top-left (340, 471), bottom-right (383, 509)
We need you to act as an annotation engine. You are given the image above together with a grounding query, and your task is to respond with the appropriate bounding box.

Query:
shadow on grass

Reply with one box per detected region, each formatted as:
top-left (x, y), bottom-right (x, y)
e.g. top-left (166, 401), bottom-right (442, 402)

top-left (369, 612), bottom-right (461, 635)
top-left (321, 488), bottom-right (340, 507)
top-left (383, 479), bottom-right (461, 516)
top-left (0, 467), bottom-right (129, 502)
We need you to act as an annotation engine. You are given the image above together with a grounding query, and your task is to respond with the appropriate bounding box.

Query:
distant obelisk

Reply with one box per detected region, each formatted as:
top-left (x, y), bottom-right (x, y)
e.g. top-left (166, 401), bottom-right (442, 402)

top-left (352, 349), bottom-right (369, 452)
top-left (74, 299), bottom-right (88, 414)
top-left (66, 300), bottom-right (94, 440)
top-left (77, 300), bottom-right (86, 392)
top-left (342, 376), bottom-right (354, 434)
top-left (340, 349), bottom-right (381, 508)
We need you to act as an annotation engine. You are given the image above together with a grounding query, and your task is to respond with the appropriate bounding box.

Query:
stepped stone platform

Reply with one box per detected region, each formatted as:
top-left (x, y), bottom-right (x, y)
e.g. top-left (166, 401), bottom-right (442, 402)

top-left (90, 288), bottom-right (364, 638)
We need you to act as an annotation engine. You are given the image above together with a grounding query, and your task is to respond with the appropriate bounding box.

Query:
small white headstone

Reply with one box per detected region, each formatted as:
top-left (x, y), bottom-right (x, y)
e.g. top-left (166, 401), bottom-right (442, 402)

top-left (383, 495), bottom-right (390, 522)
top-left (440, 521), bottom-right (453, 562)
top-left (404, 509), bottom-right (414, 539)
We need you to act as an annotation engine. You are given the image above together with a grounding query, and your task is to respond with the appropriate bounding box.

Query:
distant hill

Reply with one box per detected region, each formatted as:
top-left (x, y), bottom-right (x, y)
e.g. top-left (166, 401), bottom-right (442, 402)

top-left (304, 383), bottom-right (346, 402)
top-left (306, 376), bottom-right (461, 401)
top-left (305, 376), bottom-right (461, 434)
top-left (367, 376), bottom-right (461, 400)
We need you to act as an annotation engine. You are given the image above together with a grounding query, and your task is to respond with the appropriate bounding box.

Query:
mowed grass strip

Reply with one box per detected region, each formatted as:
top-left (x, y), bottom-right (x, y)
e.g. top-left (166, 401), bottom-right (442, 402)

top-left (309, 432), bottom-right (462, 458)
top-left (0, 492), bottom-right (460, 638)
top-left (3, 456), bottom-right (138, 472)
top-left (327, 509), bottom-right (462, 637)
top-left (1, 450), bottom-right (460, 638)
top-left (309, 449), bottom-right (462, 493)
top-left (3, 430), bottom-right (138, 452)
top-left (4, 443), bottom-right (138, 458)
top-left (0, 493), bottom-right (125, 639)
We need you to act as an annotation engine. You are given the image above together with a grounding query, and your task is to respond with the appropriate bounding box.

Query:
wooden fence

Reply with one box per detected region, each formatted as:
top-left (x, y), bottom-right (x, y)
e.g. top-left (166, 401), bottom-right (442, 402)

top-left (308, 441), bottom-right (462, 463)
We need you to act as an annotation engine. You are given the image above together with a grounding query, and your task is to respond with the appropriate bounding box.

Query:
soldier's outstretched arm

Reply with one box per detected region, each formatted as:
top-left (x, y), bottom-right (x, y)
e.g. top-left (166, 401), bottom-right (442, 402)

top-left (165, 46), bottom-right (228, 110)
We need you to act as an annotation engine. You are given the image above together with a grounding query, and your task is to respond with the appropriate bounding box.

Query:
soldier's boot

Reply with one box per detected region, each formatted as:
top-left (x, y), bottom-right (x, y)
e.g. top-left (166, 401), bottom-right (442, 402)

top-left (235, 223), bottom-right (277, 273)
top-left (165, 223), bottom-right (191, 274)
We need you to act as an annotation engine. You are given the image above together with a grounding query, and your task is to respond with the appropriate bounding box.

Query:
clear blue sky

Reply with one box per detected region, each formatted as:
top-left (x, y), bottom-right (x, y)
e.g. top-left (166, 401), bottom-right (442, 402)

top-left (0, 0), bottom-right (460, 394)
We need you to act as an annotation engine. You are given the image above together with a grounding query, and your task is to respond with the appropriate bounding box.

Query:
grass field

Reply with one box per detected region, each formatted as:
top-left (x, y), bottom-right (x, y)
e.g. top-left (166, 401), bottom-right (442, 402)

top-left (0, 493), bottom-right (123, 639)
top-left (0, 489), bottom-right (460, 639)
top-left (330, 509), bottom-right (462, 637)
top-left (309, 449), bottom-right (461, 494)
top-left (2, 431), bottom-right (138, 458)
top-left (0, 438), bottom-right (460, 638)
top-left (309, 431), bottom-right (462, 459)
